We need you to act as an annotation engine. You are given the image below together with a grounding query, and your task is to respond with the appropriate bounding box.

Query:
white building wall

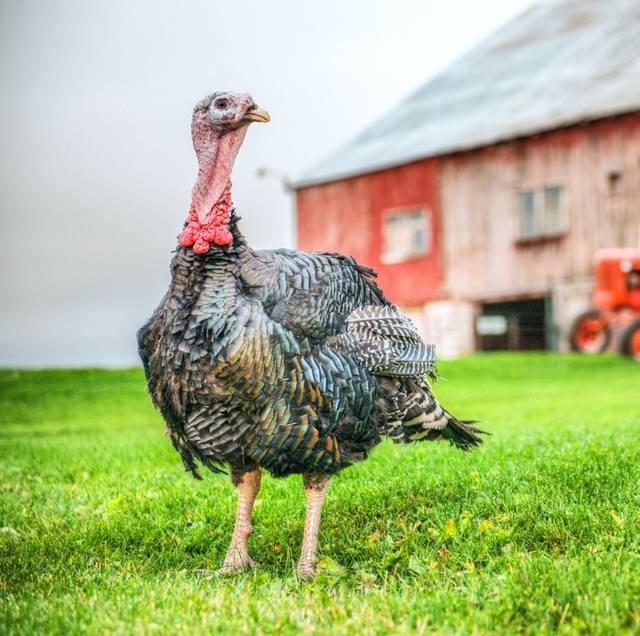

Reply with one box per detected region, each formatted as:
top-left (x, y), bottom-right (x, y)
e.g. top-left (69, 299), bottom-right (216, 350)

top-left (550, 276), bottom-right (595, 352)
top-left (403, 301), bottom-right (476, 359)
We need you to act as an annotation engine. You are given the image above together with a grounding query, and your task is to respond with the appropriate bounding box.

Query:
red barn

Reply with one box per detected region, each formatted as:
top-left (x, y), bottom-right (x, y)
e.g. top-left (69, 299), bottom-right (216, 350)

top-left (293, 0), bottom-right (640, 356)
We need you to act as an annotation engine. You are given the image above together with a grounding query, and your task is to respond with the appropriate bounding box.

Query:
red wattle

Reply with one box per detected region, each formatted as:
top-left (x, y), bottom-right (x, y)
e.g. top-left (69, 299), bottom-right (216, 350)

top-left (179, 190), bottom-right (233, 253)
top-left (178, 226), bottom-right (195, 247)
top-left (193, 238), bottom-right (210, 254)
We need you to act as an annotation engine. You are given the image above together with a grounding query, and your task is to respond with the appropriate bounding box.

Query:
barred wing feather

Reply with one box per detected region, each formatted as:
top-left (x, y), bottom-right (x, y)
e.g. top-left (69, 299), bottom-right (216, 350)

top-left (333, 306), bottom-right (436, 377)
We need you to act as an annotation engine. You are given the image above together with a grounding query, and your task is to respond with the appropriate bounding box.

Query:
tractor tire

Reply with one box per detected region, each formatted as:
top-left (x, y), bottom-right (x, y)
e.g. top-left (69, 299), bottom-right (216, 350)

top-left (569, 309), bottom-right (611, 353)
top-left (621, 318), bottom-right (640, 361)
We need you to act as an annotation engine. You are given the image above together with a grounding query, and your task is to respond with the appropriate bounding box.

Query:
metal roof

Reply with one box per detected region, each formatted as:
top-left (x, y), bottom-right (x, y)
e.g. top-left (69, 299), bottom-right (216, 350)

top-left (294, 0), bottom-right (640, 188)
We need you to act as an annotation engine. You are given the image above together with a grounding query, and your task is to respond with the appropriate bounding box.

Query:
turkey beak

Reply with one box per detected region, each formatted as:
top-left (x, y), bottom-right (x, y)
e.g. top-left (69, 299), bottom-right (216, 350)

top-left (242, 106), bottom-right (270, 124)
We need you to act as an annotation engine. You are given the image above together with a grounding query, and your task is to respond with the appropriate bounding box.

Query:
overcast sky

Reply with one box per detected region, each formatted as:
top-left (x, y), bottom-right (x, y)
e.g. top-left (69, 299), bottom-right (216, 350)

top-left (0, 0), bottom-right (533, 367)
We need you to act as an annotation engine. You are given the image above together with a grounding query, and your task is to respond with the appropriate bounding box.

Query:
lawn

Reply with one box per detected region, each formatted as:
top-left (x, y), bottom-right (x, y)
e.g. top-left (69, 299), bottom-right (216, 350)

top-left (1, 354), bottom-right (639, 635)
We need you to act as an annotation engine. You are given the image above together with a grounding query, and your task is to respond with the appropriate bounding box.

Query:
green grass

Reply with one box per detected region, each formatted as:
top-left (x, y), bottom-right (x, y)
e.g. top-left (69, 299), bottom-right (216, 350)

top-left (1, 354), bottom-right (639, 635)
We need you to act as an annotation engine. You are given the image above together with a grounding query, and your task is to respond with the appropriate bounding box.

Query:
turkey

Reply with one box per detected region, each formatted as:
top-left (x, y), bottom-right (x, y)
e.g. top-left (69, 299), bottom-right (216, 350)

top-left (137, 91), bottom-right (484, 578)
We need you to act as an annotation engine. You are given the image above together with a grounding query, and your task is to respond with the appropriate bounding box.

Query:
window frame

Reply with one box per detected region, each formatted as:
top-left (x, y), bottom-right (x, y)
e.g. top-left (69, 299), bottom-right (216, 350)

top-left (516, 184), bottom-right (567, 244)
top-left (381, 206), bottom-right (432, 264)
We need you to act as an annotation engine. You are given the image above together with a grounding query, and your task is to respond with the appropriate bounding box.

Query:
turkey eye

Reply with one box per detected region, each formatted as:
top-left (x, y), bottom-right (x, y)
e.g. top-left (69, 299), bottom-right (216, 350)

top-left (215, 99), bottom-right (228, 110)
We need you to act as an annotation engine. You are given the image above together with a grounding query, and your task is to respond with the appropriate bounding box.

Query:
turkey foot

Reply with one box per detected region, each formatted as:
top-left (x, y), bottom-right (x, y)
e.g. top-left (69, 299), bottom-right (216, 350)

top-left (297, 473), bottom-right (330, 579)
top-left (218, 466), bottom-right (261, 575)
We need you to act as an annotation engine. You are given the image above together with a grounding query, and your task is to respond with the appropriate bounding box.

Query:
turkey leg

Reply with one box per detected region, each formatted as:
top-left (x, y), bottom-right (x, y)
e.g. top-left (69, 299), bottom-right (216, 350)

top-left (219, 466), bottom-right (261, 574)
top-left (298, 473), bottom-right (330, 579)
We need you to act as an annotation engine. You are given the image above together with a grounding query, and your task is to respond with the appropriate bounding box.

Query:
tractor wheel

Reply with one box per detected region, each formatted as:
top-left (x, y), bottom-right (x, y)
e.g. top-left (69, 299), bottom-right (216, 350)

top-left (621, 318), bottom-right (640, 361)
top-left (569, 309), bottom-right (611, 353)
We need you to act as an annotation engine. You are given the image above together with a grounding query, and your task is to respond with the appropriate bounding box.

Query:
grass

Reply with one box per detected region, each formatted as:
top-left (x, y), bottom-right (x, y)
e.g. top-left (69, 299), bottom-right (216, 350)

top-left (0, 354), bottom-right (639, 635)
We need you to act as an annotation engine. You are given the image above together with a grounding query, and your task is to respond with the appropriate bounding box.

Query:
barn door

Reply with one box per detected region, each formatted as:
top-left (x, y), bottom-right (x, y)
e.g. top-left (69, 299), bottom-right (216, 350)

top-left (476, 298), bottom-right (548, 351)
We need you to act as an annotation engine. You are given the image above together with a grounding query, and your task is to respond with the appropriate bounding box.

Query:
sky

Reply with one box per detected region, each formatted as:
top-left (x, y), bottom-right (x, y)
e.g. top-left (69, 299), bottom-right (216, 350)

top-left (0, 0), bottom-right (533, 367)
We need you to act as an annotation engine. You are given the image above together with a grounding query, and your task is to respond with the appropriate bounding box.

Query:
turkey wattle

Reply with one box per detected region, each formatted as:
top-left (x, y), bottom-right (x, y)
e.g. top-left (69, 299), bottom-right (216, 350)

top-left (137, 91), bottom-right (484, 578)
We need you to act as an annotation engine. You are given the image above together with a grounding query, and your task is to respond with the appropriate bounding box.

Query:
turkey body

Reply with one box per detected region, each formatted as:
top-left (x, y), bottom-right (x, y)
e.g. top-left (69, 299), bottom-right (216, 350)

top-left (139, 216), bottom-right (482, 481)
top-left (139, 219), bottom-right (391, 478)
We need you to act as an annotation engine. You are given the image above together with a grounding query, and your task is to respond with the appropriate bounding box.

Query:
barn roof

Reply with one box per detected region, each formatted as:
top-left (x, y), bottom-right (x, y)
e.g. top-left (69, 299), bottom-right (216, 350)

top-left (294, 0), bottom-right (640, 188)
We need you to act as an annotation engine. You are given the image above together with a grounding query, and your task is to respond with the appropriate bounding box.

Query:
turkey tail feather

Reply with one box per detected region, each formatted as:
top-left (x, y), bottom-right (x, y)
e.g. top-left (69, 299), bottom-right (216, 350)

top-left (375, 376), bottom-right (487, 450)
top-left (335, 305), bottom-right (486, 450)
top-left (438, 416), bottom-right (486, 450)
top-left (403, 402), bottom-right (486, 450)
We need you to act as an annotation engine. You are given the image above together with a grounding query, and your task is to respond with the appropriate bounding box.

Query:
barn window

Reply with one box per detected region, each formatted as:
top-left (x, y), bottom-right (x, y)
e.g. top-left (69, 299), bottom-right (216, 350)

top-left (382, 208), bottom-right (431, 263)
top-left (517, 185), bottom-right (565, 241)
top-left (519, 191), bottom-right (536, 238)
top-left (608, 171), bottom-right (624, 195)
top-left (543, 185), bottom-right (563, 234)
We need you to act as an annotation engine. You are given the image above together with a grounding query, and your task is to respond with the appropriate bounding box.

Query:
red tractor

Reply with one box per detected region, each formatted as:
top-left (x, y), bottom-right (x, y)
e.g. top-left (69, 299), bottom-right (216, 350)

top-left (570, 248), bottom-right (640, 360)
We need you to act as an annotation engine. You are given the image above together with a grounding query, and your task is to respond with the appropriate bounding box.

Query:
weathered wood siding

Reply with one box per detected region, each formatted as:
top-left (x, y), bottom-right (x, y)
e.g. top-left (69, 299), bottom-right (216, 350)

top-left (439, 112), bottom-right (640, 302)
top-left (294, 112), bottom-right (640, 354)
top-left (296, 159), bottom-right (442, 306)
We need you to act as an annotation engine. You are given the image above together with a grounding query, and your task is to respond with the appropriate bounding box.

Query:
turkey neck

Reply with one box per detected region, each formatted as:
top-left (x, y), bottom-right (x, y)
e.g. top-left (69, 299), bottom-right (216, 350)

top-left (179, 114), bottom-right (251, 254)
top-left (191, 113), bottom-right (249, 226)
